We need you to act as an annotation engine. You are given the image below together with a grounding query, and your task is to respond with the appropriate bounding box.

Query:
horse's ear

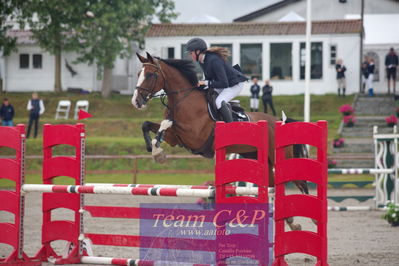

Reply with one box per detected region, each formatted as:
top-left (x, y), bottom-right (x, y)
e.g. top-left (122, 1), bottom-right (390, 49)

top-left (136, 52), bottom-right (147, 63)
top-left (146, 52), bottom-right (155, 63)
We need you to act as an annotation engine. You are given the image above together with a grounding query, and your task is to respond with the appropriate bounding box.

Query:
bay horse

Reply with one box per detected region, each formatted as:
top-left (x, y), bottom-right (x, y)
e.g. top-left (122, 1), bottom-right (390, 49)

top-left (132, 52), bottom-right (308, 230)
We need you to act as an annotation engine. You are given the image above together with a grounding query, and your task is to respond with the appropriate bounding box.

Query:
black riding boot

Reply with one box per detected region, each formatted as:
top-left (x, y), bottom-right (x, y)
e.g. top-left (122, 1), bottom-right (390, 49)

top-left (219, 101), bottom-right (233, 123)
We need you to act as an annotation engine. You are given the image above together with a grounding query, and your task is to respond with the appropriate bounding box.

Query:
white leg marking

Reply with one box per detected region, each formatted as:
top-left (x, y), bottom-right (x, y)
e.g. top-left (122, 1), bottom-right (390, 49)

top-left (151, 138), bottom-right (164, 156)
top-left (158, 120), bottom-right (173, 132)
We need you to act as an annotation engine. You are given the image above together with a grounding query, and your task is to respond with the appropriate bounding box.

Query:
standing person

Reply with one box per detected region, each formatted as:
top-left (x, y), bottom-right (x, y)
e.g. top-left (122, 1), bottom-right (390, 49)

top-left (249, 76), bottom-right (260, 112)
top-left (262, 80), bottom-right (276, 116)
top-left (27, 92), bottom-right (45, 138)
top-left (361, 57), bottom-right (369, 94)
top-left (367, 58), bottom-right (375, 97)
top-left (186, 38), bottom-right (247, 123)
top-left (335, 59), bottom-right (347, 97)
top-left (0, 98), bottom-right (15, 126)
top-left (385, 47), bottom-right (398, 94)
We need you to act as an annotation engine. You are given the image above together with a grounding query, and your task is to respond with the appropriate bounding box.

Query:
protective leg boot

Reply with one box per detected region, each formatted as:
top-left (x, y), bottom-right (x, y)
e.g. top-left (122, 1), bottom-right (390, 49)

top-left (219, 101), bottom-right (233, 123)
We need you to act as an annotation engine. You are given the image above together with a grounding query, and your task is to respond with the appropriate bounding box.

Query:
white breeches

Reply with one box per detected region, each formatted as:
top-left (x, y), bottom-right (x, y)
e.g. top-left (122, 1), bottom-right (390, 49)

top-left (250, 98), bottom-right (259, 109)
top-left (367, 74), bottom-right (374, 89)
top-left (215, 82), bottom-right (245, 109)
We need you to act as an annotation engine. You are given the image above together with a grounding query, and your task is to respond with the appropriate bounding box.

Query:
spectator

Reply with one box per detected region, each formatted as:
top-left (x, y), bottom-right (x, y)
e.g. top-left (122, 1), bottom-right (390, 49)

top-left (385, 47), bottom-right (398, 94)
top-left (262, 80), bottom-right (276, 116)
top-left (361, 56), bottom-right (369, 94)
top-left (249, 76), bottom-right (260, 112)
top-left (27, 92), bottom-right (45, 138)
top-left (0, 98), bottom-right (15, 126)
top-left (367, 58), bottom-right (375, 97)
top-left (335, 59), bottom-right (347, 97)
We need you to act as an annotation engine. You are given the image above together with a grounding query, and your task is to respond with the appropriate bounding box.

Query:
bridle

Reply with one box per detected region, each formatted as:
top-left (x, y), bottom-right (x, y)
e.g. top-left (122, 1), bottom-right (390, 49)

top-left (135, 62), bottom-right (167, 102)
top-left (136, 60), bottom-right (197, 111)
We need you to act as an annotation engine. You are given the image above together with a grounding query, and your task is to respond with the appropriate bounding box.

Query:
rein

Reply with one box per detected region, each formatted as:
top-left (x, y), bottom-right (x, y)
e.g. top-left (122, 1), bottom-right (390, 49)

top-left (140, 61), bottom-right (197, 120)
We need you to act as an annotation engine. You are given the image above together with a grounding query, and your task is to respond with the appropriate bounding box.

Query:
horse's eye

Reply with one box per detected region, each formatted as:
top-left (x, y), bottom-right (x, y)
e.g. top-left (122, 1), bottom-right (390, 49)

top-left (145, 73), bottom-right (155, 79)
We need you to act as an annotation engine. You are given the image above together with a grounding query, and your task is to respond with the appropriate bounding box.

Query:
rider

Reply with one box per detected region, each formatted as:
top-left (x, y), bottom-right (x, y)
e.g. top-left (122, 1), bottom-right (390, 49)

top-left (186, 38), bottom-right (248, 123)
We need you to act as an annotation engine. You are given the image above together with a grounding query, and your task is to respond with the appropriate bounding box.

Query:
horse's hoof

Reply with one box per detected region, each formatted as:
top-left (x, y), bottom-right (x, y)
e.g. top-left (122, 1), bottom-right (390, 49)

top-left (154, 151), bottom-right (166, 164)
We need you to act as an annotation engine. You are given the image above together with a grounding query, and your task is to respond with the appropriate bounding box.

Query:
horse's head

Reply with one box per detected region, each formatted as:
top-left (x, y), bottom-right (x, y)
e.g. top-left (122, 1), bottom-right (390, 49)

top-left (132, 52), bottom-right (165, 109)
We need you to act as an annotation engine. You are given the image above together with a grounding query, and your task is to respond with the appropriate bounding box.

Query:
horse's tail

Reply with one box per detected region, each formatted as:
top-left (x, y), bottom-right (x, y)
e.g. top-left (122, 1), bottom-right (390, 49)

top-left (284, 117), bottom-right (309, 195)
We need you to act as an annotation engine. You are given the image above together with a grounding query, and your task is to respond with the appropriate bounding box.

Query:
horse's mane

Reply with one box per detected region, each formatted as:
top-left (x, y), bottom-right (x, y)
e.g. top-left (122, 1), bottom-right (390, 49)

top-left (157, 58), bottom-right (198, 86)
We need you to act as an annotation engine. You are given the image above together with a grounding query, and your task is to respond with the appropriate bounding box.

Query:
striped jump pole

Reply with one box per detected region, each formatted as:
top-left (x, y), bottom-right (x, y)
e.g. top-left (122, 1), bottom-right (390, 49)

top-left (328, 168), bottom-right (394, 175)
top-left (85, 183), bottom-right (275, 194)
top-left (21, 184), bottom-right (271, 197)
top-left (80, 256), bottom-right (214, 266)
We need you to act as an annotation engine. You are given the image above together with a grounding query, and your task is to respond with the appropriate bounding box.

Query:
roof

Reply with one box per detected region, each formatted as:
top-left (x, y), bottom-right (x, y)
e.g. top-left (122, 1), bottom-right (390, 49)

top-left (6, 30), bottom-right (35, 45)
top-left (233, 0), bottom-right (301, 22)
top-left (146, 20), bottom-right (362, 37)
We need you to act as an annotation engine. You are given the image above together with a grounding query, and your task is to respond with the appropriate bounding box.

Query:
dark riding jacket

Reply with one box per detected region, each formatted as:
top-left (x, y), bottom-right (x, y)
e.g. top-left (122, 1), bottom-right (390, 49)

top-left (335, 64), bottom-right (346, 79)
top-left (0, 104), bottom-right (14, 121)
top-left (250, 84), bottom-right (260, 99)
top-left (199, 52), bottom-right (247, 89)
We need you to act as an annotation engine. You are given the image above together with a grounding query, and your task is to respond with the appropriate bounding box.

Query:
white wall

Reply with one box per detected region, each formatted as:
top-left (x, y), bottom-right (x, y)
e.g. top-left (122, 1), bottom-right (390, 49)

top-left (5, 45), bottom-right (54, 91)
top-left (4, 45), bottom-right (102, 92)
top-left (246, 0), bottom-right (399, 22)
top-left (145, 33), bottom-right (360, 96)
top-left (365, 44), bottom-right (399, 94)
top-left (62, 52), bottom-right (98, 92)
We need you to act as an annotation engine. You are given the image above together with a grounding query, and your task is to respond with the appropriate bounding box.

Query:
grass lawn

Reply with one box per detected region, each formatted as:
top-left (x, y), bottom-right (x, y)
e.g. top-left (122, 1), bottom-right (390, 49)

top-left (0, 92), bottom-right (367, 188)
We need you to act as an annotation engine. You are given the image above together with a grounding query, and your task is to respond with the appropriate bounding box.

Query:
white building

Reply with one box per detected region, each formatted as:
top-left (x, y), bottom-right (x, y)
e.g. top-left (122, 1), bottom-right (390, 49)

top-left (0, 30), bottom-right (139, 93)
top-left (145, 20), bottom-right (361, 95)
top-left (233, 0), bottom-right (399, 94)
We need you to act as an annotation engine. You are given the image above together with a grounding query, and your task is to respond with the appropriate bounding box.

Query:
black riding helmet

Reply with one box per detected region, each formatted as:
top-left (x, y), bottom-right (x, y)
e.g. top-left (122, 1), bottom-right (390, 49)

top-left (186, 38), bottom-right (207, 61)
top-left (186, 38), bottom-right (207, 52)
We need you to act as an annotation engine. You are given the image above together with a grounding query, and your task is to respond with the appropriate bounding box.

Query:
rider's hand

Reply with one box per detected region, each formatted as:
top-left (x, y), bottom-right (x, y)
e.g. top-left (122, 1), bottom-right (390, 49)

top-left (197, 80), bottom-right (206, 86)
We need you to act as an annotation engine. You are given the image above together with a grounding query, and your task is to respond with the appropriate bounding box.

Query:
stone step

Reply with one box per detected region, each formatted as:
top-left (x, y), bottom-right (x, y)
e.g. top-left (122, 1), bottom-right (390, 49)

top-left (331, 138), bottom-right (374, 153)
top-left (332, 146), bottom-right (373, 153)
top-left (353, 96), bottom-right (395, 116)
top-left (341, 126), bottom-right (395, 137)
top-left (333, 159), bottom-right (374, 168)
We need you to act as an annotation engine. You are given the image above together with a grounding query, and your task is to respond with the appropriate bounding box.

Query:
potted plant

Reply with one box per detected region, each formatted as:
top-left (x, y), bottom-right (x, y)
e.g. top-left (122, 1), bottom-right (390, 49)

top-left (339, 104), bottom-right (354, 116)
top-left (385, 115), bottom-right (398, 127)
top-left (343, 115), bottom-right (356, 127)
top-left (333, 138), bottom-right (345, 148)
top-left (383, 202), bottom-right (399, 226)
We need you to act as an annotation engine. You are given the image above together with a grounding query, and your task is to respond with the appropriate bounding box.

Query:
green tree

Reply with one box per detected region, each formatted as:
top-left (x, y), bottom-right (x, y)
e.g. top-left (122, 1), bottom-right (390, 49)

top-left (0, 1), bottom-right (23, 91)
top-left (19, 1), bottom-right (81, 92)
top-left (69, 0), bottom-right (177, 97)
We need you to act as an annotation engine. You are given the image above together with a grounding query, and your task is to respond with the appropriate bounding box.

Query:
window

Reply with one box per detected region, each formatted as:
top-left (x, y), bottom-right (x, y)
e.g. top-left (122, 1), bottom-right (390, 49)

top-left (19, 54), bottom-right (29, 69)
top-left (33, 54), bottom-right (42, 69)
top-left (300, 42), bottom-right (323, 79)
top-left (210, 43), bottom-right (232, 64)
top-left (240, 43), bottom-right (262, 79)
top-left (167, 47), bottom-right (175, 59)
top-left (181, 44), bottom-right (203, 80)
top-left (330, 45), bottom-right (337, 65)
top-left (270, 43), bottom-right (292, 80)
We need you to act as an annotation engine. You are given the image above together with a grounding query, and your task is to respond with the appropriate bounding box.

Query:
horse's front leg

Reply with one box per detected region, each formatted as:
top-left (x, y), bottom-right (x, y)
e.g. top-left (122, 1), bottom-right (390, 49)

top-left (142, 121), bottom-right (159, 152)
top-left (141, 120), bottom-right (178, 163)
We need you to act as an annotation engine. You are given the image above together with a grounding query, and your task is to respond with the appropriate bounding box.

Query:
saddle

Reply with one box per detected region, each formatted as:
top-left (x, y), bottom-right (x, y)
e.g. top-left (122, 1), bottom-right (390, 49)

top-left (204, 88), bottom-right (250, 122)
